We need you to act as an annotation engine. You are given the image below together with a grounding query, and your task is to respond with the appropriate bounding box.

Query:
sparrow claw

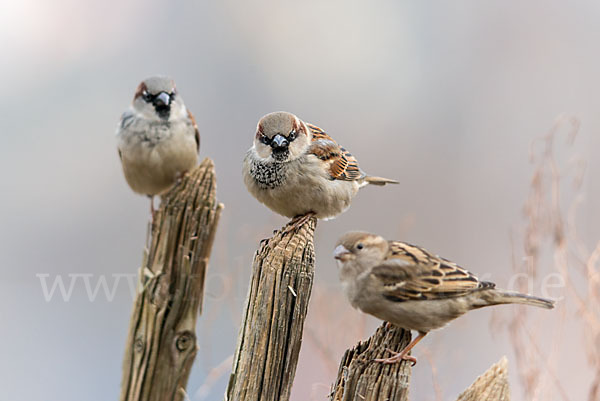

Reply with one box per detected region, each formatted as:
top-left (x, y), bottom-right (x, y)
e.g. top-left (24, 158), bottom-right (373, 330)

top-left (174, 170), bottom-right (187, 188)
top-left (284, 212), bottom-right (316, 234)
top-left (374, 348), bottom-right (417, 365)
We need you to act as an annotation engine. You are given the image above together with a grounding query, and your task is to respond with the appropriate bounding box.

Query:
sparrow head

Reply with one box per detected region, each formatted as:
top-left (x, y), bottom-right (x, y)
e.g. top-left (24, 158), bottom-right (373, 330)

top-left (253, 111), bottom-right (310, 162)
top-left (334, 231), bottom-right (389, 272)
top-left (132, 76), bottom-right (186, 121)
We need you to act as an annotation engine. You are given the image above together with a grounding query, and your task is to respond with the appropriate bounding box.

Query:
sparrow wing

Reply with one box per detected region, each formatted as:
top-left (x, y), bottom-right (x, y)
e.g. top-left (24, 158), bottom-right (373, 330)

top-left (116, 111), bottom-right (133, 160)
top-left (370, 241), bottom-right (494, 302)
top-left (188, 110), bottom-right (200, 152)
top-left (306, 123), bottom-right (365, 181)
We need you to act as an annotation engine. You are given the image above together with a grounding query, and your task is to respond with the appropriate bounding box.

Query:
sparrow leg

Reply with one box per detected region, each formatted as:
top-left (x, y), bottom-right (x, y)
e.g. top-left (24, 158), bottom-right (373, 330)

top-left (374, 331), bottom-right (427, 365)
top-left (148, 195), bottom-right (156, 220)
top-left (285, 212), bottom-right (316, 233)
top-left (174, 170), bottom-right (188, 188)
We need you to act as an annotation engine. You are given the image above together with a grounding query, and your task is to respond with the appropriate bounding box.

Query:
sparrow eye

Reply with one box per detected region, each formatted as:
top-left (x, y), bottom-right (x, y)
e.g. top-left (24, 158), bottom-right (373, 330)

top-left (169, 91), bottom-right (176, 100)
top-left (356, 243), bottom-right (364, 250)
top-left (288, 130), bottom-right (296, 141)
top-left (142, 91), bottom-right (153, 102)
top-left (259, 134), bottom-right (270, 145)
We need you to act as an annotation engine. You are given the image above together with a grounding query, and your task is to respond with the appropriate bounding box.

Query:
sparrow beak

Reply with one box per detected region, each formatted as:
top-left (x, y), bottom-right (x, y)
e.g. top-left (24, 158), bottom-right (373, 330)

top-left (153, 92), bottom-right (171, 108)
top-left (334, 245), bottom-right (351, 261)
top-left (270, 134), bottom-right (289, 150)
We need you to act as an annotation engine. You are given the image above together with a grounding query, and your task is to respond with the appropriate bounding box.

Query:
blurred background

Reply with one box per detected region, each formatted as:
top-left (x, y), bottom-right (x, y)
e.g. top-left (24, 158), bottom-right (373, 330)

top-left (1, 1), bottom-right (599, 400)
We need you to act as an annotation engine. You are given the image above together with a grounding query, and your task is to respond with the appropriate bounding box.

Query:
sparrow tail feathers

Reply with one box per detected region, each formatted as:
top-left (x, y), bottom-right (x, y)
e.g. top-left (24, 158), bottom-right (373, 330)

top-left (364, 176), bottom-right (399, 186)
top-left (480, 290), bottom-right (555, 309)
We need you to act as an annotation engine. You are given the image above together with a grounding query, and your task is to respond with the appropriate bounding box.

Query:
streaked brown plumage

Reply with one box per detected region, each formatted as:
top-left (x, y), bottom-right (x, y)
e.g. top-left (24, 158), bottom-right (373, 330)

top-left (334, 231), bottom-right (555, 364)
top-left (243, 112), bottom-right (398, 222)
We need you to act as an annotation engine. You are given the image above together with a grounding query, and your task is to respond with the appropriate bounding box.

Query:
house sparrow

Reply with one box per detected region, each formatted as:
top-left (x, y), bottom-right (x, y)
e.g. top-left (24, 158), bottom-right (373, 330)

top-left (334, 231), bottom-right (555, 365)
top-left (116, 76), bottom-right (199, 215)
top-left (243, 112), bottom-right (398, 226)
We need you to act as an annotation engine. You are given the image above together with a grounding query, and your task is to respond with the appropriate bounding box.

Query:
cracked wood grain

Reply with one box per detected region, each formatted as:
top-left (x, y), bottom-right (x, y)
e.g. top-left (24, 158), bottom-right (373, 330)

top-left (456, 357), bottom-right (510, 401)
top-left (330, 323), bottom-right (412, 401)
top-left (225, 218), bottom-right (317, 401)
top-left (119, 158), bottom-right (223, 401)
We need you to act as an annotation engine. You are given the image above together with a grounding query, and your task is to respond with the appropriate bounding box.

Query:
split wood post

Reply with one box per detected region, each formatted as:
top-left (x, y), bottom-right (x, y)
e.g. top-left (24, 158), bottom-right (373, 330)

top-left (456, 356), bottom-right (510, 401)
top-left (329, 323), bottom-right (413, 401)
top-left (225, 217), bottom-right (317, 401)
top-left (119, 158), bottom-right (223, 401)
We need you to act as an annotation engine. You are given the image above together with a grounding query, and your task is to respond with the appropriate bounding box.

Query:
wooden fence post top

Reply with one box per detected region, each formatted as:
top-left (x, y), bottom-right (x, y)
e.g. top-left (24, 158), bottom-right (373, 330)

top-left (330, 323), bottom-right (412, 401)
top-left (226, 217), bottom-right (317, 401)
top-left (120, 158), bottom-right (223, 401)
top-left (456, 356), bottom-right (510, 401)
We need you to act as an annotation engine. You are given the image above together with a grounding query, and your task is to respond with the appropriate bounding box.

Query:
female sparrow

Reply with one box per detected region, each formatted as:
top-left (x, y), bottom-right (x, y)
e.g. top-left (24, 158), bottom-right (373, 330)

top-left (243, 112), bottom-right (398, 225)
top-left (116, 76), bottom-right (199, 215)
top-left (334, 231), bottom-right (555, 365)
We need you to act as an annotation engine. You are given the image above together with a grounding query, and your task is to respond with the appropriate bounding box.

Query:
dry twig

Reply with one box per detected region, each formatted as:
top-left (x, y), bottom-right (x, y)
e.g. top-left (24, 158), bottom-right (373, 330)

top-left (508, 115), bottom-right (599, 401)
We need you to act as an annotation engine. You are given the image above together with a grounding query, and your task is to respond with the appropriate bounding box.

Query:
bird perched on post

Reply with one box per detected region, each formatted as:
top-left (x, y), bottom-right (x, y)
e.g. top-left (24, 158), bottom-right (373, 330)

top-left (243, 111), bottom-right (398, 227)
top-left (334, 231), bottom-right (555, 365)
top-left (116, 76), bottom-right (199, 216)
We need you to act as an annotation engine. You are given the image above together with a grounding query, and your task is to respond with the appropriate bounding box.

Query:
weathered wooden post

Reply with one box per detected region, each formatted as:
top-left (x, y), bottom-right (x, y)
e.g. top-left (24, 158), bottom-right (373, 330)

top-left (330, 323), bottom-right (412, 401)
top-left (225, 218), bottom-right (317, 401)
top-left (120, 159), bottom-right (223, 401)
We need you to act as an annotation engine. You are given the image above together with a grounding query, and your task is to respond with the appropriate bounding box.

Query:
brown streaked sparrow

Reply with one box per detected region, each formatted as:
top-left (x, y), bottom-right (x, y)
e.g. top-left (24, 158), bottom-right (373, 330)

top-left (334, 231), bottom-right (555, 365)
top-left (243, 112), bottom-right (398, 225)
top-left (116, 76), bottom-right (199, 215)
